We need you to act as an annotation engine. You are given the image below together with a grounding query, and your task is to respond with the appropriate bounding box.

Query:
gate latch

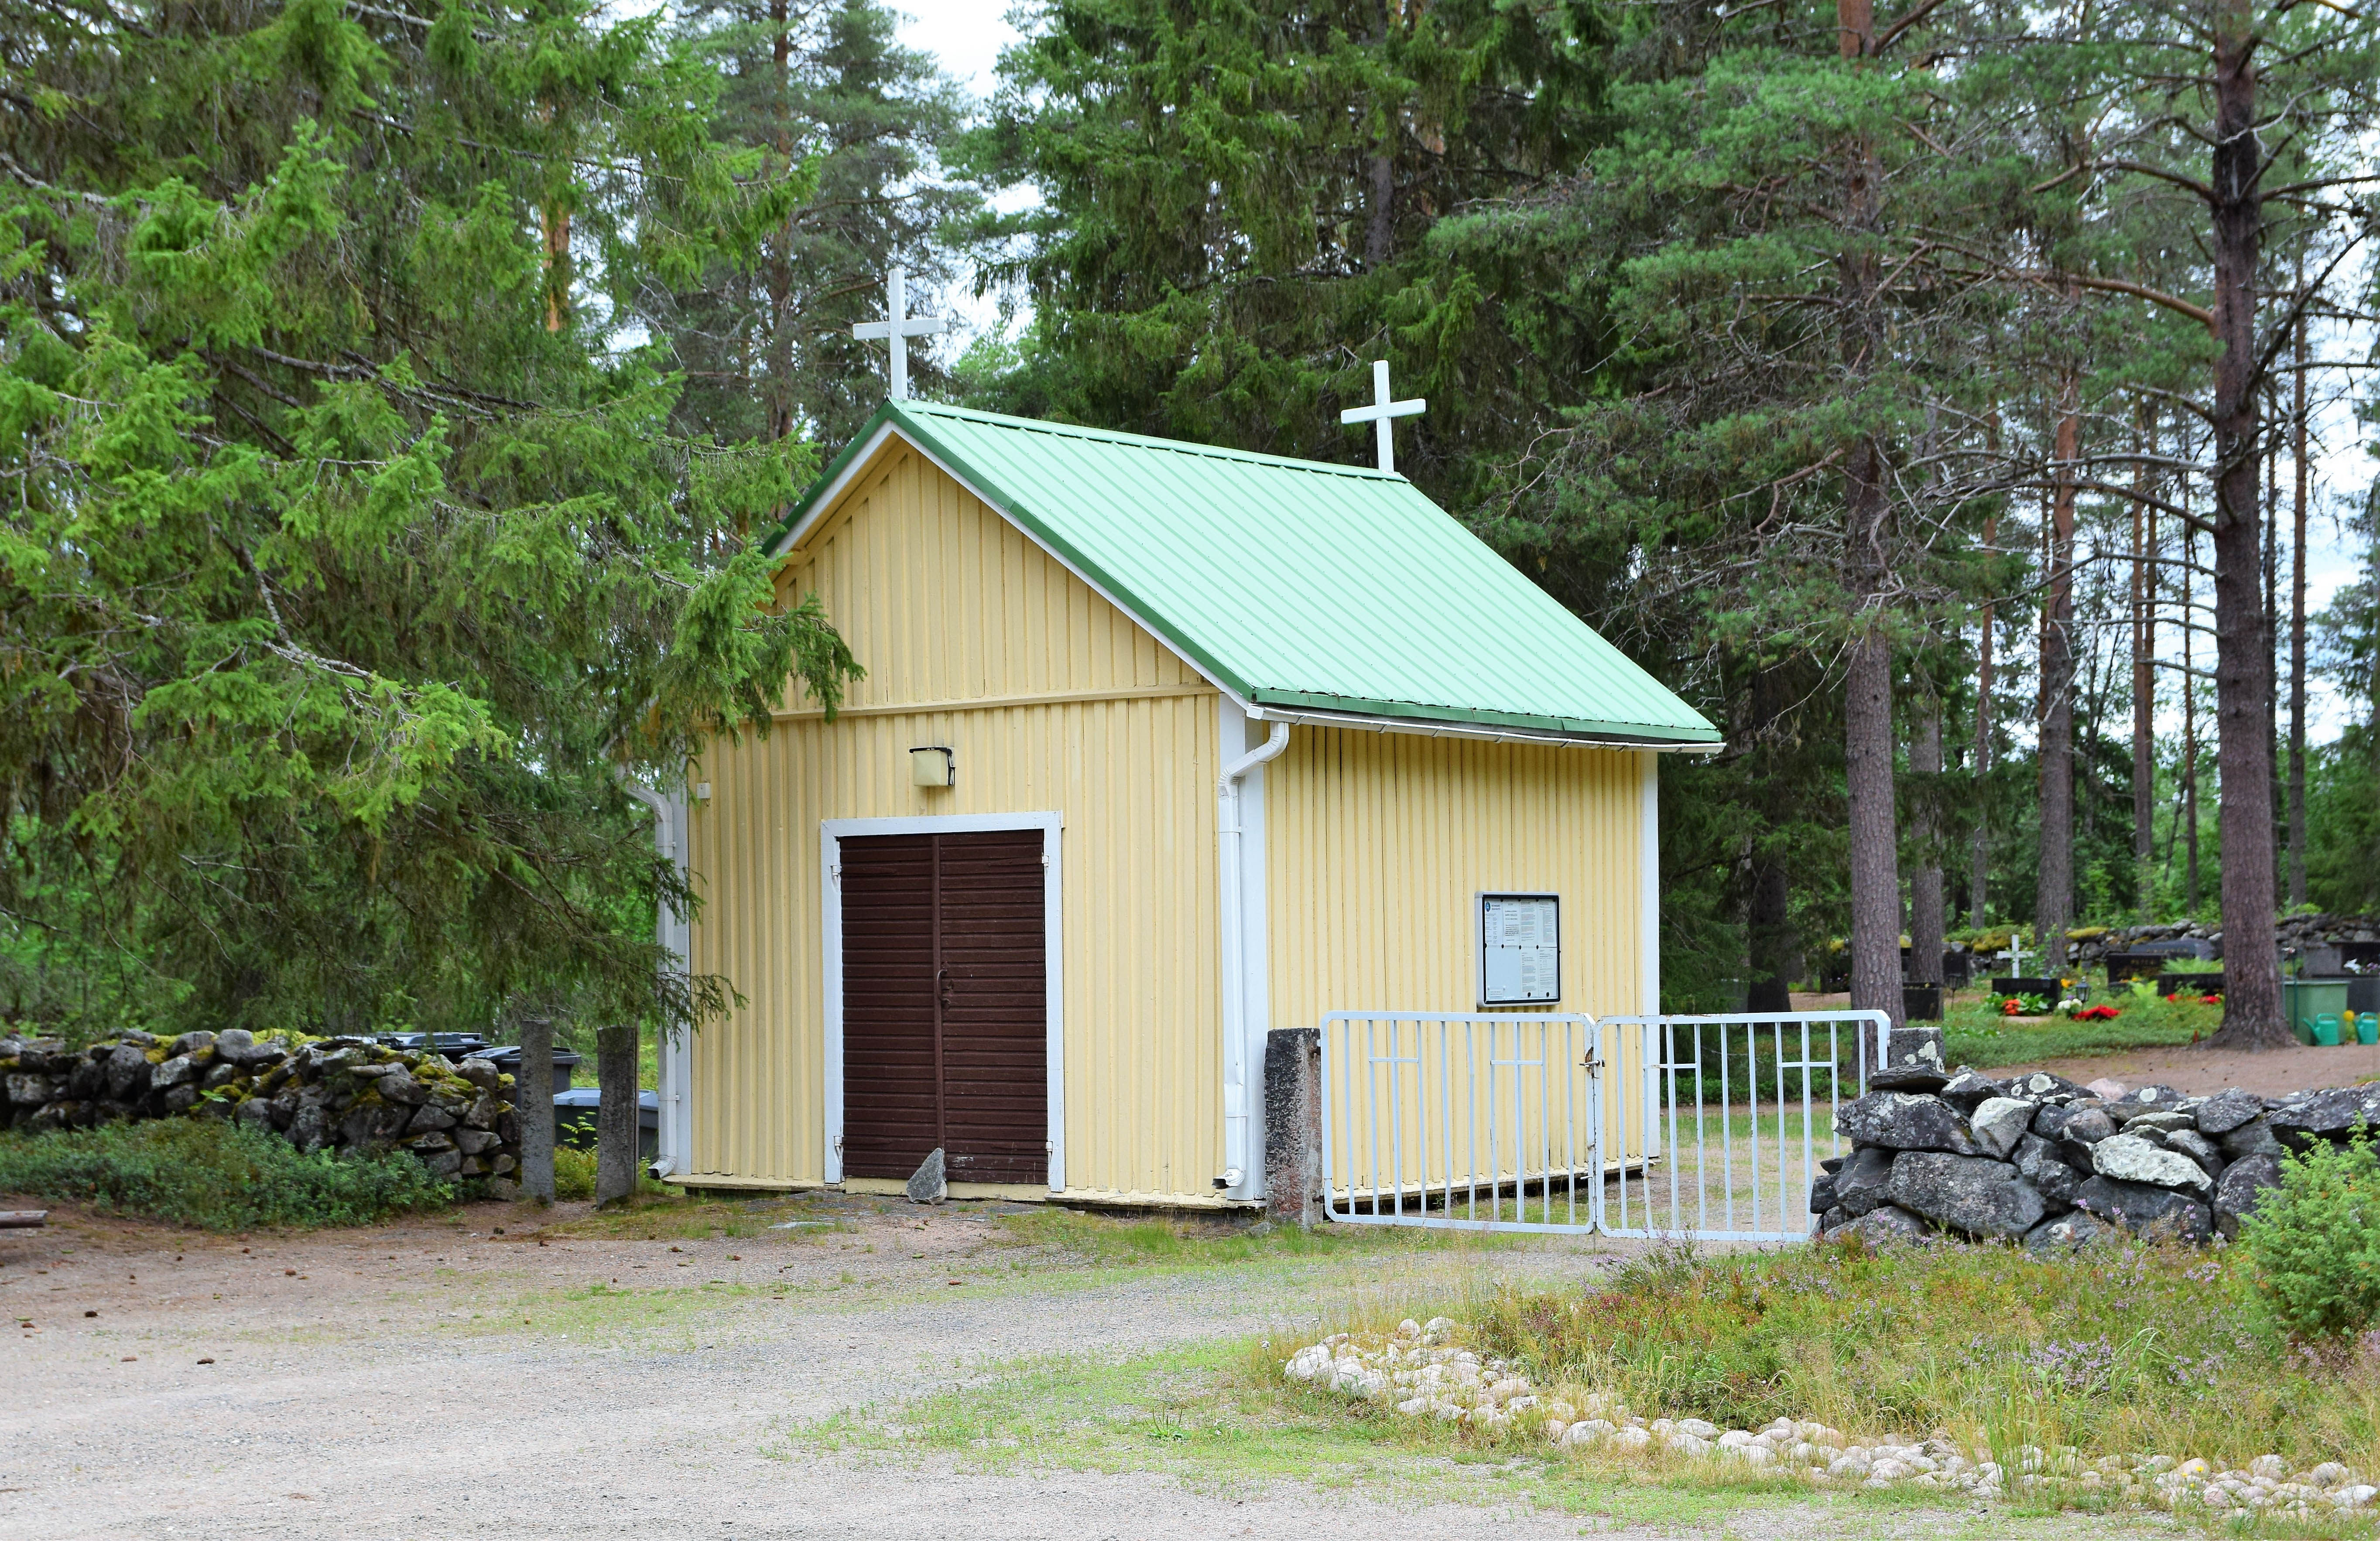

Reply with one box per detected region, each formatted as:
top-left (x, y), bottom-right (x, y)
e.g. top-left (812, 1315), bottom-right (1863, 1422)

top-left (1580, 1050), bottom-right (1604, 1074)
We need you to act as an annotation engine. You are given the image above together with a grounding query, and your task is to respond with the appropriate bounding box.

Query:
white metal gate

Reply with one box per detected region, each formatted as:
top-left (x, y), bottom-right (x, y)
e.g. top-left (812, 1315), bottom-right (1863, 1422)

top-left (1319, 1009), bottom-right (1889, 1241)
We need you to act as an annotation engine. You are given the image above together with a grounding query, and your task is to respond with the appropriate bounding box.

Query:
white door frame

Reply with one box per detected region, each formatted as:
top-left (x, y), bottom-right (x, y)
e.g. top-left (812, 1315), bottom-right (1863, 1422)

top-left (820, 811), bottom-right (1066, 1190)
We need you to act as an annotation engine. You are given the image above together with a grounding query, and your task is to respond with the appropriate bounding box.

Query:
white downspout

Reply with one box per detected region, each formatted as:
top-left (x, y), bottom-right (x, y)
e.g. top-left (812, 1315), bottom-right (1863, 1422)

top-left (1218, 713), bottom-right (1290, 1199)
top-left (620, 776), bottom-right (692, 1179)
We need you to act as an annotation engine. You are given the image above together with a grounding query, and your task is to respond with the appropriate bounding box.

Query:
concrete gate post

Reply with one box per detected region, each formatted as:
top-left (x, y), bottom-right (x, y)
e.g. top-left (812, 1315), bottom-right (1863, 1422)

top-left (1264, 1027), bottom-right (1322, 1227)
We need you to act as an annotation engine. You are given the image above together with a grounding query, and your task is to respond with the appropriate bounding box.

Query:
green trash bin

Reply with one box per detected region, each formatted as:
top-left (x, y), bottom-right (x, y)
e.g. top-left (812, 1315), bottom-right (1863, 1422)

top-left (2285, 979), bottom-right (2352, 1045)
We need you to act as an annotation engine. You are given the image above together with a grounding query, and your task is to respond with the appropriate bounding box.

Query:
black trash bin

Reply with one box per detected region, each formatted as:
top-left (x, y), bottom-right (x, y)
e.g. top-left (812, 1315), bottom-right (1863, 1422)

top-left (476, 1042), bottom-right (583, 1092)
top-left (553, 1088), bottom-right (659, 1159)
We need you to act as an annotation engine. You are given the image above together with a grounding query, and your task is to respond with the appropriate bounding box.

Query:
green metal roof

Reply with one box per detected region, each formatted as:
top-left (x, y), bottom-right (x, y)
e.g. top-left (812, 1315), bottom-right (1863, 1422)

top-left (773, 400), bottom-right (1721, 745)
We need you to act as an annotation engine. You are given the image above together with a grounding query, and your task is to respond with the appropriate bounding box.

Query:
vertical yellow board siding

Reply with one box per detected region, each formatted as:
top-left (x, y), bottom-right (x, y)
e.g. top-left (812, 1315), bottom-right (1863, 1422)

top-left (1266, 730), bottom-right (1653, 1190)
top-left (685, 441), bottom-right (1223, 1199)
top-left (1265, 728), bottom-right (1644, 1022)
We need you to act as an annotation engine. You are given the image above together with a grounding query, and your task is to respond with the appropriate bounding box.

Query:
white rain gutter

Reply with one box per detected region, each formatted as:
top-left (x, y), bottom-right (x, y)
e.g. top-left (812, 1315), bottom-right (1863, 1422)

top-left (619, 775), bottom-right (693, 1179)
top-left (1216, 713), bottom-right (1291, 1199)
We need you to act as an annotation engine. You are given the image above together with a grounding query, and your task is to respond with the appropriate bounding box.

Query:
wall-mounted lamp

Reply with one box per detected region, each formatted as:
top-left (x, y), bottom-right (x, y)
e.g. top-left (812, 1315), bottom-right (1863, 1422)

top-left (909, 745), bottom-right (955, 789)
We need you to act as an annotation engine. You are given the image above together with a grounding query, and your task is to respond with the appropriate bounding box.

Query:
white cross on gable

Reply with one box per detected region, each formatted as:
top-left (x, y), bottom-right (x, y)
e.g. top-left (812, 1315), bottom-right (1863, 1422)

top-left (851, 265), bottom-right (954, 402)
top-left (1339, 359), bottom-right (1425, 475)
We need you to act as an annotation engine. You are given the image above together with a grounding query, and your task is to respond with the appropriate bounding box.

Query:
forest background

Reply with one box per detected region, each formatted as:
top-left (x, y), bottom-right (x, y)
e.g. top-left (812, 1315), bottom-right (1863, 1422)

top-left (1, 0), bottom-right (2377, 1051)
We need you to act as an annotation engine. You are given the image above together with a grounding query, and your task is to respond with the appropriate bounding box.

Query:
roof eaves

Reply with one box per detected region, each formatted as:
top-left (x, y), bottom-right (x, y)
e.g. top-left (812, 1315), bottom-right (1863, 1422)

top-left (1244, 687), bottom-right (1723, 744)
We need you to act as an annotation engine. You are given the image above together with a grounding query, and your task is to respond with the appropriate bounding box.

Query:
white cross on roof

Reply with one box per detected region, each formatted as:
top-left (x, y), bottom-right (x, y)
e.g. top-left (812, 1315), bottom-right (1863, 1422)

top-left (851, 266), bottom-right (954, 402)
top-left (1339, 359), bottom-right (1425, 475)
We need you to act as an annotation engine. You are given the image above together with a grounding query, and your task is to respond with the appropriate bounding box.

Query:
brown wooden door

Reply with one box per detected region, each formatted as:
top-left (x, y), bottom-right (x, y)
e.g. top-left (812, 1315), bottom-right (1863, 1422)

top-left (840, 829), bottom-right (1048, 1185)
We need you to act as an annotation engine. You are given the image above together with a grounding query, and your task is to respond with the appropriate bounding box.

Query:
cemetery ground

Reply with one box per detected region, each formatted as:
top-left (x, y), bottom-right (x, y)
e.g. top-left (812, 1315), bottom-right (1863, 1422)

top-left (0, 1190), bottom-right (2281, 1541)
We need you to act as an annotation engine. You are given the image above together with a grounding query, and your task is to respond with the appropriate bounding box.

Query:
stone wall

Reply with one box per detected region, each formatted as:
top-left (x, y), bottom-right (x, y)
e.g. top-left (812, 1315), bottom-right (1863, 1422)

top-left (0, 1030), bottom-right (525, 1196)
top-left (2021, 912), bottom-right (2380, 970)
top-left (1815, 1051), bottom-right (2368, 1247)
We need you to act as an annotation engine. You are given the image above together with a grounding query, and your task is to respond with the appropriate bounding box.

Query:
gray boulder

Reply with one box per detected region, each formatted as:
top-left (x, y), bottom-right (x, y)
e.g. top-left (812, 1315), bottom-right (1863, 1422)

top-left (2003, 1070), bottom-right (2085, 1102)
top-left (1870, 1024), bottom-right (1949, 1090)
top-left (2024, 1211), bottom-right (2117, 1254)
top-left (2107, 1084), bottom-right (2189, 1123)
top-left (288, 1102), bottom-right (332, 1153)
top-left (161, 1083), bottom-right (199, 1114)
top-left (2164, 1128), bottom-right (2225, 1179)
top-left (408, 1103), bottom-right (457, 1134)
top-left (2074, 1175), bottom-right (2214, 1243)
top-left (1969, 1097), bottom-right (2036, 1159)
top-left (2056, 1107), bottom-right (2117, 1168)
top-left (105, 1043), bottom-right (151, 1100)
top-left (1828, 1204), bottom-right (1938, 1247)
top-left (5, 1074), bottom-right (54, 1106)
top-left (1835, 1093), bottom-right (1979, 1155)
top-left (375, 1069), bottom-right (427, 1106)
top-left (463, 1092), bottom-right (502, 1131)
top-left (2195, 1088), bottom-right (2264, 1136)
top-left (2270, 1087), bottom-right (2380, 1149)
top-left (2213, 1153), bottom-right (2284, 1241)
top-left (1832, 1146), bottom-right (1895, 1217)
top-left (1809, 1172), bottom-right (1838, 1214)
top-left (167, 1030), bottom-right (217, 1058)
top-left (2031, 1103), bottom-right (2076, 1141)
top-left (423, 1149), bottom-right (464, 1179)
top-left (2219, 1118), bottom-right (2284, 1161)
top-left (407, 1130), bottom-right (456, 1154)
top-left (2092, 1134), bottom-right (2214, 1195)
top-left (906, 1147), bottom-right (948, 1204)
top-left (150, 1053), bottom-right (199, 1091)
top-left (1939, 1069), bottom-right (2007, 1114)
top-left (453, 1128), bottom-right (500, 1156)
top-left (234, 1097), bottom-right (275, 1133)
top-left (456, 1056), bottom-right (502, 1094)
top-left (2126, 1110), bottom-right (2198, 1134)
top-left (2012, 1133), bottom-right (2085, 1211)
top-left (1885, 1151), bottom-right (2047, 1240)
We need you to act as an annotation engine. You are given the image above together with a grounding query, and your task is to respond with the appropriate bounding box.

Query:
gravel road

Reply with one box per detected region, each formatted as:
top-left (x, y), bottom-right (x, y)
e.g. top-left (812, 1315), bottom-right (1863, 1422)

top-left (0, 1195), bottom-right (2131, 1540)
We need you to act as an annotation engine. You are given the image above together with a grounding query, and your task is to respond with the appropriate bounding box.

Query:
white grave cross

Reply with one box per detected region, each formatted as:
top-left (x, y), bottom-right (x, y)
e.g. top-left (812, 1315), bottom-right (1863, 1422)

top-left (1339, 359), bottom-right (1425, 475)
top-left (850, 265), bottom-right (954, 402)
top-left (1993, 933), bottom-right (2031, 980)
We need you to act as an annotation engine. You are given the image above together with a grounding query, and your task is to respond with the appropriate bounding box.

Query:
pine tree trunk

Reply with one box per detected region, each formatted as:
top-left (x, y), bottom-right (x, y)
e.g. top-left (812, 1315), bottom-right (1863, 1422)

top-left (764, 0), bottom-right (795, 441)
top-left (1970, 516), bottom-right (1996, 926)
top-left (1747, 667), bottom-right (1797, 1012)
top-left (2203, 0), bottom-right (2284, 1047)
top-left (1838, 0), bottom-right (1899, 1028)
top-left (1909, 695), bottom-right (1945, 986)
top-left (1365, 0), bottom-right (1394, 267)
top-left (2036, 387), bottom-right (2079, 969)
top-left (595, 1022), bottom-right (638, 1207)
top-left (2132, 408), bottom-right (2157, 912)
top-left (2289, 291), bottom-right (2309, 907)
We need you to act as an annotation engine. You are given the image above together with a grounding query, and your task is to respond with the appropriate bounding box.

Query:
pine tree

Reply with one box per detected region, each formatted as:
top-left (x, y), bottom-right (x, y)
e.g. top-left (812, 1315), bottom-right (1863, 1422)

top-left (649, 0), bottom-right (976, 447)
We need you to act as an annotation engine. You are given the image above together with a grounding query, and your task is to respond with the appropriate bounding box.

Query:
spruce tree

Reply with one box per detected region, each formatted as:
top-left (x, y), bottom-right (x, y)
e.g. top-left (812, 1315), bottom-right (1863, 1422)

top-left (0, 0), bottom-right (859, 1041)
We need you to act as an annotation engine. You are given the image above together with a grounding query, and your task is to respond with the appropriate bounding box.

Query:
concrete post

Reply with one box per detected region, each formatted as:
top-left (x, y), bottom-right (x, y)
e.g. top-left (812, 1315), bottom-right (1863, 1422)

top-left (1264, 1027), bottom-right (1322, 1227)
top-left (517, 1015), bottom-right (556, 1203)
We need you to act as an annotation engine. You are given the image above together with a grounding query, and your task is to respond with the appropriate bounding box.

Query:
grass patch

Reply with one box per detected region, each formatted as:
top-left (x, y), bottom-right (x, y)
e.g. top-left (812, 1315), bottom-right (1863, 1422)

top-left (0, 1118), bottom-right (452, 1230)
top-left (535, 1187), bottom-right (857, 1241)
top-left (1471, 1240), bottom-right (2380, 1476)
top-left (1945, 986), bottom-right (2222, 1070)
top-left (986, 1206), bottom-right (1529, 1267)
top-left (793, 1335), bottom-right (2166, 1537)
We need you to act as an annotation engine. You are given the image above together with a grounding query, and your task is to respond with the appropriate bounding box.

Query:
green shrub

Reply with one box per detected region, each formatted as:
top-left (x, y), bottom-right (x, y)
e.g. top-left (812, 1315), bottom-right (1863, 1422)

top-left (2239, 1132), bottom-right (2380, 1337)
top-left (0, 1118), bottom-right (452, 1230)
top-left (553, 1144), bottom-right (597, 1201)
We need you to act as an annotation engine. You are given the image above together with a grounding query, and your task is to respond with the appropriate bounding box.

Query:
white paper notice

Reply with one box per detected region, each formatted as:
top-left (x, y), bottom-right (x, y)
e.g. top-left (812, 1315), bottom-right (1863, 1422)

top-left (1480, 895), bottom-right (1560, 1004)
